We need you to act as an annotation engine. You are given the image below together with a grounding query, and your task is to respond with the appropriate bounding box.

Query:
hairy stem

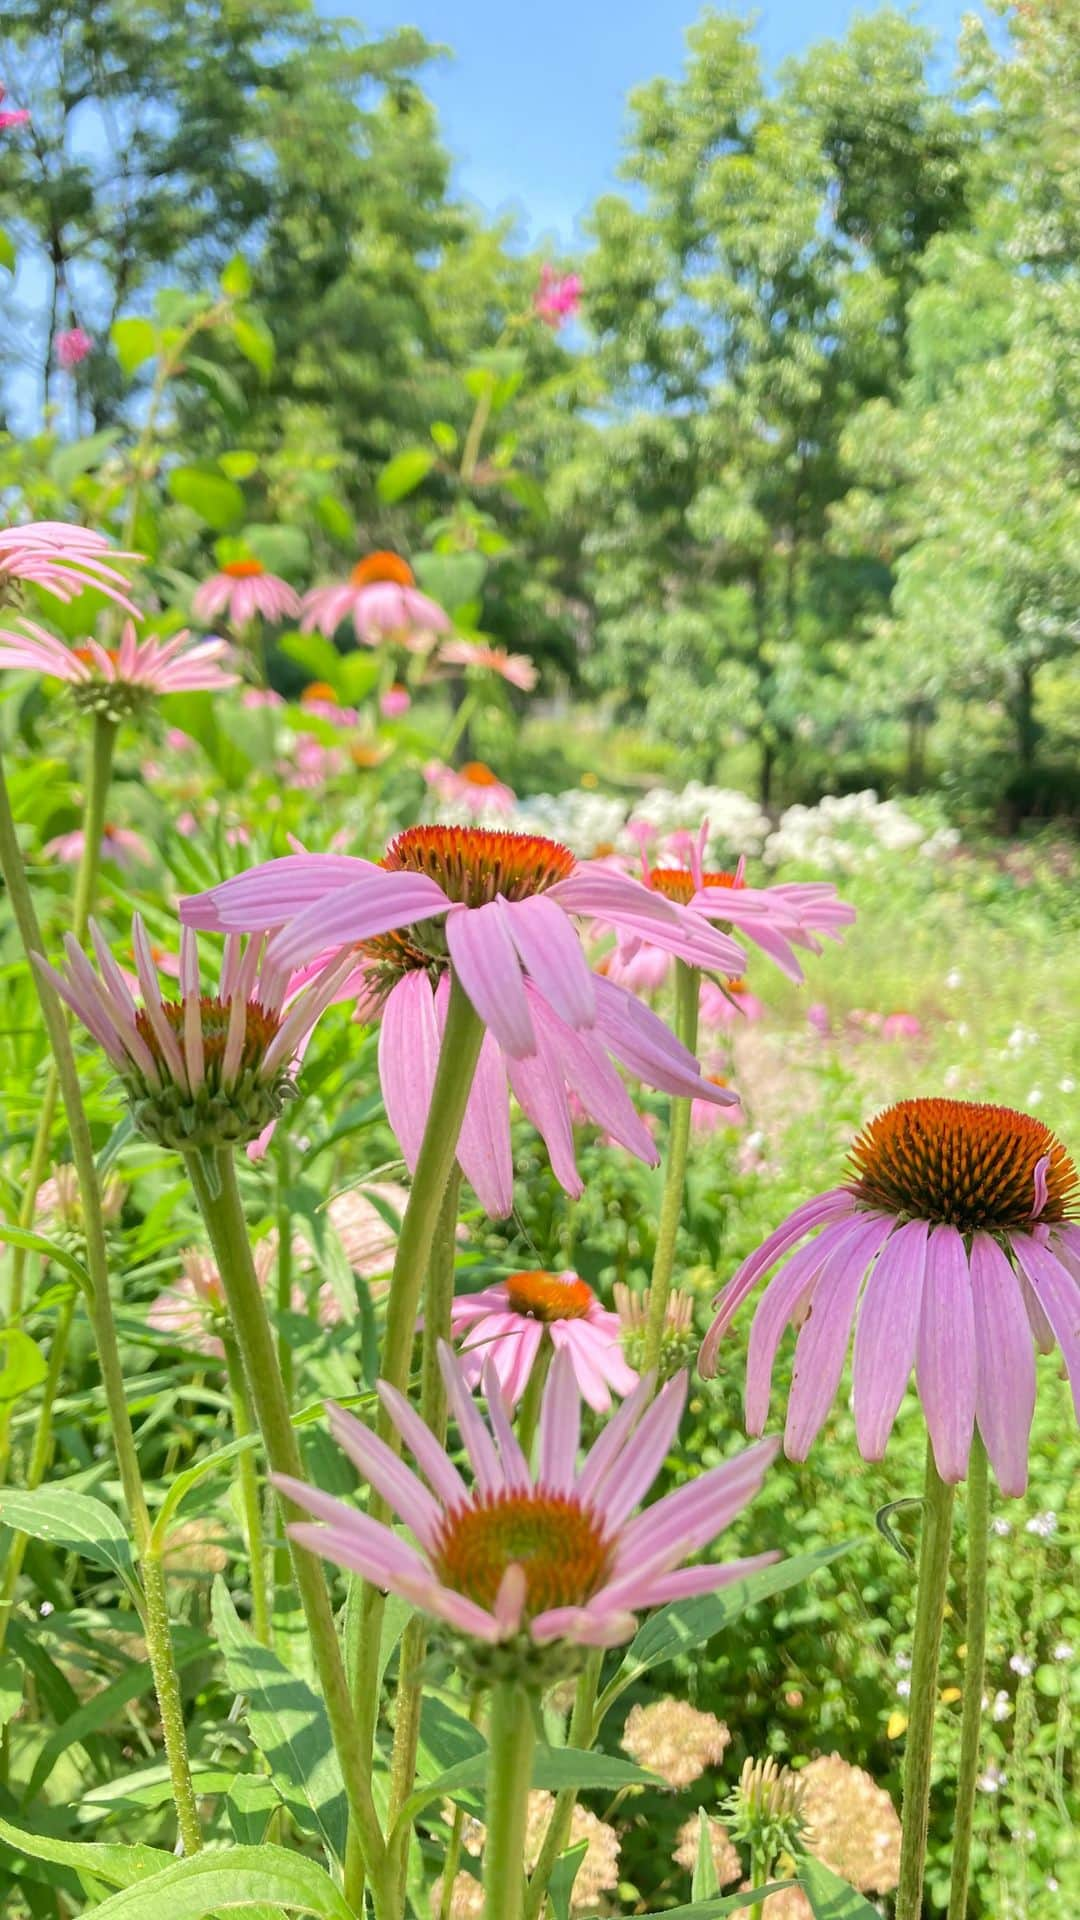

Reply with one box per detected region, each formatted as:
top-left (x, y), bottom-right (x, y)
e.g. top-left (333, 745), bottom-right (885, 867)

top-left (523, 1651), bottom-right (602, 1920)
top-left (484, 1682), bottom-right (536, 1920)
top-left (895, 1441), bottom-right (956, 1920)
top-left (222, 1329), bottom-right (272, 1648)
top-left (948, 1432), bottom-right (990, 1920)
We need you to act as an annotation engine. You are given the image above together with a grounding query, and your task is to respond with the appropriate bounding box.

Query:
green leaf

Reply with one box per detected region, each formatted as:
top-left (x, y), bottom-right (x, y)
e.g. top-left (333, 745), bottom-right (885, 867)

top-left (548, 1840), bottom-right (589, 1920)
top-left (48, 430), bottom-right (121, 491)
top-left (220, 450), bottom-right (259, 481)
top-left (401, 1743), bottom-right (658, 1828)
top-left (243, 523), bottom-right (310, 577)
top-left (0, 1655), bottom-right (22, 1732)
top-left (231, 312), bottom-right (275, 381)
top-left (150, 1433), bottom-right (260, 1553)
top-left (23, 1644), bottom-right (206, 1802)
top-left (111, 318), bottom-right (158, 378)
top-left (315, 494), bottom-right (353, 543)
top-left (0, 1224), bottom-right (90, 1290)
top-left (0, 1488), bottom-right (138, 1596)
top-left (278, 631), bottom-right (345, 691)
top-left (182, 355), bottom-right (247, 417)
top-left (635, 1892), bottom-right (795, 1920)
top-left (430, 421), bottom-right (458, 456)
top-left (376, 447), bottom-right (436, 503)
top-left (226, 1774), bottom-right (281, 1846)
top-left (211, 1579), bottom-right (347, 1863)
top-left (0, 1815), bottom-right (171, 1890)
top-left (412, 550), bottom-right (486, 611)
top-left (604, 1543), bottom-right (857, 1710)
top-left (797, 1857), bottom-right (884, 1918)
top-left (168, 466), bottom-right (246, 532)
top-left (79, 1845), bottom-right (355, 1920)
top-left (0, 1328), bottom-right (47, 1405)
top-left (691, 1809), bottom-right (719, 1899)
top-left (222, 254), bottom-right (253, 299)
top-left (0, 228), bottom-right (15, 273)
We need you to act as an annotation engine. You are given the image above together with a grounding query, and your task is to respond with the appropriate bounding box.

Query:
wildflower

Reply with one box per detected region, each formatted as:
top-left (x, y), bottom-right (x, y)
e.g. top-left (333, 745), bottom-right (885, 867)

top-left (881, 1012), bottom-right (923, 1041)
top-left (192, 559), bottom-right (301, 627)
top-left (991, 1690), bottom-right (1011, 1720)
top-left (534, 264), bottom-right (582, 327)
top-left (724, 1755), bottom-right (805, 1864)
top-left (523, 1793), bottom-right (619, 1909)
top-left (380, 683), bottom-right (411, 718)
top-left (797, 1753), bottom-right (901, 1893)
top-left (700, 1097), bottom-right (1080, 1496)
top-left (1053, 1641), bottom-right (1073, 1661)
top-left (42, 824), bottom-right (152, 870)
top-left (54, 327), bottom-right (93, 369)
top-left (0, 84), bottom-right (30, 129)
top-left (32, 1164), bottom-right (124, 1230)
top-left (692, 1071), bottom-right (745, 1133)
top-left (1025, 1510), bottom-right (1057, 1538)
top-left (991, 1517), bottom-right (1012, 1537)
top-left (439, 637), bottom-right (538, 691)
top-left (161, 1517), bottom-right (229, 1577)
top-left (1008, 1653), bottom-right (1034, 1676)
top-left (181, 824), bottom-right (744, 1215)
top-left (425, 759), bottom-right (516, 819)
top-left (614, 1282), bottom-right (697, 1379)
top-left (700, 977), bottom-right (766, 1029)
top-left (326, 1180), bottom-right (408, 1285)
top-left (148, 1249), bottom-right (230, 1358)
top-left (36, 914), bottom-right (351, 1153)
top-left (275, 1345), bottom-right (779, 1683)
top-left (0, 619), bottom-right (236, 716)
top-left (449, 1271), bottom-right (637, 1412)
top-left (674, 1815), bottom-right (742, 1887)
top-left (0, 521), bottom-right (139, 613)
top-left (620, 1698), bottom-right (730, 1788)
top-left (301, 551), bottom-right (449, 649)
top-left (977, 1765), bottom-right (1005, 1793)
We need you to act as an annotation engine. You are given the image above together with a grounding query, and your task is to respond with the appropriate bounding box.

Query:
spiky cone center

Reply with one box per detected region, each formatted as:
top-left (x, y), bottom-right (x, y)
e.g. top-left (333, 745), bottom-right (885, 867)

top-left (459, 760), bottom-right (501, 787)
top-left (358, 826), bottom-right (577, 992)
top-left (350, 550), bottom-right (415, 588)
top-left (505, 1271), bottom-right (594, 1323)
top-left (648, 867), bottom-right (740, 905)
top-left (849, 1098), bottom-right (1077, 1230)
top-left (127, 995), bottom-right (294, 1152)
top-left (222, 558), bottom-right (265, 578)
top-left (433, 1489), bottom-right (614, 1618)
top-left (614, 1283), bottom-right (697, 1381)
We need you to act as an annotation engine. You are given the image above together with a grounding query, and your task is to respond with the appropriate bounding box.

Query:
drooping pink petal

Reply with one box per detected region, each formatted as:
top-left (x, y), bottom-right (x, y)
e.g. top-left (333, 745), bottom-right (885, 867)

top-left (743, 1230), bottom-right (837, 1432)
top-left (267, 870), bottom-right (449, 970)
top-left (181, 855), bottom-right (383, 932)
top-left (969, 1235), bottom-right (1036, 1498)
top-left (851, 1219), bottom-right (928, 1461)
top-left (435, 973), bottom-right (513, 1214)
top-left (1011, 1234), bottom-right (1080, 1420)
top-left (445, 900), bottom-right (535, 1057)
top-left (538, 1347), bottom-right (581, 1493)
top-left (784, 1214), bottom-right (895, 1460)
top-left (699, 1190), bottom-right (858, 1376)
top-left (378, 974), bottom-right (440, 1171)
top-left (325, 1402), bottom-right (443, 1549)
top-left (500, 893), bottom-right (596, 1031)
top-left (916, 1224), bottom-right (977, 1483)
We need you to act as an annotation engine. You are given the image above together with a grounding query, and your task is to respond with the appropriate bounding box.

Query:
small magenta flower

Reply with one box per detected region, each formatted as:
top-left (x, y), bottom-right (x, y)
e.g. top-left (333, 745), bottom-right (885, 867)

top-left (181, 824), bottom-right (744, 1214)
top-left (302, 551), bottom-right (449, 649)
top-left (439, 638), bottom-right (538, 691)
top-left (0, 618), bottom-right (236, 715)
top-left (193, 558), bottom-right (301, 627)
top-left (0, 85), bottom-right (30, 130)
top-left (450, 1270), bottom-right (638, 1411)
top-left (380, 682), bottom-right (411, 719)
top-left (36, 914), bottom-right (351, 1153)
top-left (0, 521), bottom-right (140, 614)
top-left (701, 1097), bottom-right (1080, 1496)
top-left (275, 1344), bottom-right (779, 1678)
top-left (534, 265), bottom-right (582, 328)
top-left (55, 327), bottom-right (93, 369)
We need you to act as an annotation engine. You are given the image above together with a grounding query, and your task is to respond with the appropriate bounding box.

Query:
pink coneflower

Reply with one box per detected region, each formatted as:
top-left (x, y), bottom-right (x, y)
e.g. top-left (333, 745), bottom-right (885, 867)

top-left (36, 914), bottom-right (352, 1154)
top-left (180, 825), bottom-right (744, 1214)
top-left (148, 1248), bottom-right (230, 1358)
top-left (534, 265), bottom-right (582, 329)
top-left (278, 735), bottom-right (348, 789)
top-left (42, 824), bottom-right (152, 870)
top-left (193, 558), bottom-right (301, 627)
top-left (439, 638), bottom-right (538, 692)
top-left (380, 683), bottom-right (410, 719)
top-left (299, 682), bottom-right (359, 725)
top-left (243, 687), bottom-right (285, 710)
top-left (700, 978), bottom-right (766, 1029)
top-left (276, 1343), bottom-right (779, 1652)
top-left (0, 522), bottom-right (140, 613)
top-left (882, 1012), bottom-right (924, 1042)
top-left (301, 551), bottom-right (449, 650)
top-left (425, 759), bottom-right (516, 817)
top-left (0, 85), bottom-right (30, 130)
top-left (656, 831), bottom-right (853, 985)
top-left (450, 1270), bottom-right (638, 1411)
top-left (691, 1071), bottom-right (745, 1134)
top-left (700, 1098), bottom-right (1080, 1497)
top-left (0, 619), bottom-right (236, 711)
top-left (54, 327), bottom-right (93, 369)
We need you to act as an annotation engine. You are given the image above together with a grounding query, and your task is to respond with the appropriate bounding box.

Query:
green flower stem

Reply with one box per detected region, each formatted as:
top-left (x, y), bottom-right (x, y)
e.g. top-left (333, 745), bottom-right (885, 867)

top-left (221, 1329), bottom-right (272, 1648)
top-left (438, 1695), bottom-right (486, 1920)
top-left (2, 712), bottom-right (116, 1359)
top-left (184, 1146), bottom-right (388, 1905)
top-left (644, 959), bottom-right (700, 1375)
top-left (483, 1681), bottom-right (536, 1920)
top-left (0, 742), bottom-right (202, 1855)
top-left (385, 1167), bottom-right (462, 1911)
top-left (522, 1650), bottom-right (603, 1920)
top-left (275, 1132), bottom-right (295, 1407)
top-left (896, 1441), bottom-right (957, 1920)
top-left (515, 1338), bottom-right (551, 1459)
top-left (347, 974), bottom-right (484, 1797)
top-left (749, 1846), bottom-right (769, 1920)
top-left (948, 1432), bottom-right (990, 1920)
top-left (0, 1291), bottom-right (75, 1653)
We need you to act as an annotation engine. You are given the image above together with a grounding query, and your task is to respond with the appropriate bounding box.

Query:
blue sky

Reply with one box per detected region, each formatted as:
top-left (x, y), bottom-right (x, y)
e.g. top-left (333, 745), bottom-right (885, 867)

top-left (359, 1), bottom-right (975, 244)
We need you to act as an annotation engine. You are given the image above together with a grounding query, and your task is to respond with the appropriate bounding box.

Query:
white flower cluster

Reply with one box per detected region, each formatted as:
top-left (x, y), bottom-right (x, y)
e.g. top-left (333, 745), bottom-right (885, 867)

top-left (623, 783), bottom-right (772, 862)
top-left (762, 792), bottom-right (959, 872)
top-left (508, 787), bottom-right (629, 852)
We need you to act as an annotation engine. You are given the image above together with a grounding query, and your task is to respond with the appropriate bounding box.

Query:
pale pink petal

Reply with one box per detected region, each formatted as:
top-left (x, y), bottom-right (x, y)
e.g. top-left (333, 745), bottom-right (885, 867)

top-left (785, 1214), bottom-right (894, 1460)
top-left (378, 1381), bottom-right (468, 1509)
top-left (851, 1219), bottom-right (928, 1460)
top-left (445, 901), bottom-right (534, 1057)
top-left (379, 974), bottom-right (440, 1170)
top-left (1011, 1235), bottom-right (1080, 1420)
top-left (435, 974), bottom-right (513, 1215)
top-left (969, 1235), bottom-right (1036, 1498)
top-left (916, 1225), bottom-right (977, 1484)
top-left (325, 1402), bottom-right (443, 1549)
top-left (699, 1190), bottom-right (857, 1377)
top-left (500, 894), bottom-right (595, 1030)
top-left (538, 1346), bottom-right (581, 1493)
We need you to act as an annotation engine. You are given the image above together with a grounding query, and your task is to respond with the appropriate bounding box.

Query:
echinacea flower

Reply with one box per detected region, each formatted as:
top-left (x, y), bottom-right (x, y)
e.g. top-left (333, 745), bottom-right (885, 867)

top-left (0, 521), bottom-right (140, 613)
top-left (642, 830), bottom-right (853, 985)
top-left (36, 914), bottom-right (352, 1153)
top-left (425, 759), bottom-right (516, 818)
top-left (192, 559), bottom-right (301, 627)
top-left (0, 619), bottom-right (236, 715)
top-left (299, 682), bottom-right (359, 724)
top-left (55, 327), bottom-right (93, 369)
top-left (42, 824), bottom-right (153, 870)
top-left (534, 265), bottom-right (582, 328)
top-left (302, 551), bottom-right (449, 650)
top-left (450, 1270), bottom-right (638, 1411)
top-left (180, 824), bottom-right (745, 1214)
top-left (275, 1343), bottom-right (779, 1673)
top-left (439, 638), bottom-right (538, 692)
top-left (0, 85), bottom-right (30, 130)
top-left (691, 1070), bottom-right (745, 1134)
top-left (700, 1097), bottom-right (1080, 1496)
top-left (380, 683), bottom-right (411, 718)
